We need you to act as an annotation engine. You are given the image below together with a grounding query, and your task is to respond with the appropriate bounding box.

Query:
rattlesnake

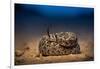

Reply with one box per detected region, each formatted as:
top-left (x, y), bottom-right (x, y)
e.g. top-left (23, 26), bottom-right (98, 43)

top-left (39, 32), bottom-right (80, 56)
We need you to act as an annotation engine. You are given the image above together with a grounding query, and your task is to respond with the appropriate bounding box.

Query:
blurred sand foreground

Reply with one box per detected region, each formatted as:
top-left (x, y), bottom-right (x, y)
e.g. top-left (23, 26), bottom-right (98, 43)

top-left (15, 38), bottom-right (94, 65)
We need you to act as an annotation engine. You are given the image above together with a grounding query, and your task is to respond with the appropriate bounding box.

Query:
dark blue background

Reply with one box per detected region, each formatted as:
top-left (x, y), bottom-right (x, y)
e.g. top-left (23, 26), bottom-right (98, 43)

top-left (15, 4), bottom-right (94, 40)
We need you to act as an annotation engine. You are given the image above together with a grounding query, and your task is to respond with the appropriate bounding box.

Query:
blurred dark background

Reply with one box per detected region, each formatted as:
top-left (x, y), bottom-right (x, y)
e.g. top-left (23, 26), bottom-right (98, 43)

top-left (15, 3), bottom-right (94, 48)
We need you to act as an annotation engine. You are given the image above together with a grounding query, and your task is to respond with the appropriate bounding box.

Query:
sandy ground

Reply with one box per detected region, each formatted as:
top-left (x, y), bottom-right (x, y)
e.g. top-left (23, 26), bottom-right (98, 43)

top-left (15, 38), bottom-right (94, 65)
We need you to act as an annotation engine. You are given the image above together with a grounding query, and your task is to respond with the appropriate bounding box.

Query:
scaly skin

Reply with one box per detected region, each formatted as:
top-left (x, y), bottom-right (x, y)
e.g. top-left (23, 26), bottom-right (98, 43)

top-left (39, 32), bottom-right (80, 56)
